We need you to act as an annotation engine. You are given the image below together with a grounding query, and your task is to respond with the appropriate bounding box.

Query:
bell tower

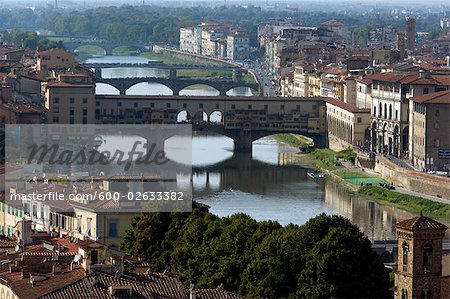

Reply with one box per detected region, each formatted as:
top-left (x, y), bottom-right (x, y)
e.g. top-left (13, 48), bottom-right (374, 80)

top-left (395, 213), bottom-right (448, 299)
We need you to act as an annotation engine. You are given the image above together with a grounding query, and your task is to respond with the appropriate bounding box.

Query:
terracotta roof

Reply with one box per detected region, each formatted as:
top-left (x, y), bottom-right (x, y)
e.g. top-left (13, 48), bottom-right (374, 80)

top-left (45, 81), bottom-right (95, 88)
top-left (396, 215), bottom-right (448, 231)
top-left (0, 235), bottom-right (17, 248)
top-left (325, 97), bottom-right (371, 113)
top-left (410, 90), bottom-right (450, 104)
top-left (196, 286), bottom-right (245, 299)
top-left (0, 102), bottom-right (44, 114)
top-left (39, 272), bottom-right (189, 299)
top-left (432, 75), bottom-right (450, 86)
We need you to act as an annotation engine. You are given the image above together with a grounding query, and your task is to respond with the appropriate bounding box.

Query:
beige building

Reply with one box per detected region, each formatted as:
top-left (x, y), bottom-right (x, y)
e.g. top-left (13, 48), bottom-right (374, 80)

top-left (356, 77), bottom-right (372, 109)
top-left (179, 27), bottom-right (196, 53)
top-left (44, 71), bottom-right (95, 124)
top-left (227, 32), bottom-right (249, 61)
top-left (36, 48), bottom-right (76, 78)
top-left (325, 98), bottom-right (371, 151)
top-left (409, 90), bottom-right (450, 171)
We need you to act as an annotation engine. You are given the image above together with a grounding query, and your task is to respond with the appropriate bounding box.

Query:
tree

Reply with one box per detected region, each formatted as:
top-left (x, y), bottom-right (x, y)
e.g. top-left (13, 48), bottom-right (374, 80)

top-left (122, 210), bottom-right (391, 298)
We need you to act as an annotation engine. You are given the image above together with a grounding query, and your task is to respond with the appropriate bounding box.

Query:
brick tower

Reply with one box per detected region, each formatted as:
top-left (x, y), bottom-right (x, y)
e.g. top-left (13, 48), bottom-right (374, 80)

top-left (394, 213), bottom-right (448, 299)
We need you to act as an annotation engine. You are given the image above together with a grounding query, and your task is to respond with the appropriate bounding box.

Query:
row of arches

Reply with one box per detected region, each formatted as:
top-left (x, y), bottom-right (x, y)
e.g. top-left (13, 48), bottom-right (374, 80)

top-left (96, 83), bottom-right (254, 97)
top-left (373, 102), bottom-right (398, 121)
top-left (327, 116), bottom-right (354, 145)
top-left (176, 110), bottom-right (223, 123)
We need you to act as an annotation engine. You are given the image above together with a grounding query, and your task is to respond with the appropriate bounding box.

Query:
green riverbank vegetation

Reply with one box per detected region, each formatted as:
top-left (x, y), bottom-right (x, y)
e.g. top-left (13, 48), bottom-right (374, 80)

top-left (359, 186), bottom-right (450, 218)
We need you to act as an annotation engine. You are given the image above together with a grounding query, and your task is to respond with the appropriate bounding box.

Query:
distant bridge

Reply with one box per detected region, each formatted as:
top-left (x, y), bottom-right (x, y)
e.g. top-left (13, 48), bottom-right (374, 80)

top-left (96, 77), bottom-right (259, 96)
top-left (62, 41), bottom-right (147, 55)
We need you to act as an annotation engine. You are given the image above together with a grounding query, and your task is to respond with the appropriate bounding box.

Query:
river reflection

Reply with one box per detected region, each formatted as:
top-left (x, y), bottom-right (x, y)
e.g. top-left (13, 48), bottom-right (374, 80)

top-left (191, 134), bottom-right (423, 241)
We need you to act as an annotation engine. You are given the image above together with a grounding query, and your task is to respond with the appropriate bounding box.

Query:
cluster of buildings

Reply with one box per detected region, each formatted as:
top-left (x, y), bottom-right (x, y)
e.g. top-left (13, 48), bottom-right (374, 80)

top-left (268, 16), bottom-right (450, 172)
top-left (0, 220), bottom-right (244, 299)
top-left (179, 21), bottom-right (250, 61)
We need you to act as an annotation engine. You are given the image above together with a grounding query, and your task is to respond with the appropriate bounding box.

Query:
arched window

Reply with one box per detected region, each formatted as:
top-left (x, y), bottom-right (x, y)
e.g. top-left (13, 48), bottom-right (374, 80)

top-left (402, 241), bottom-right (409, 267)
top-left (379, 103), bottom-right (382, 117)
top-left (421, 290), bottom-right (426, 299)
top-left (389, 104), bottom-right (393, 119)
top-left (423, 243), bottom-right (432, 267)
top-left (373, 106), bottom-right (377, 117)
top-left (401, 289), bottom-right (408, 299)
top-left (384, 103), bottom-right (387, 119)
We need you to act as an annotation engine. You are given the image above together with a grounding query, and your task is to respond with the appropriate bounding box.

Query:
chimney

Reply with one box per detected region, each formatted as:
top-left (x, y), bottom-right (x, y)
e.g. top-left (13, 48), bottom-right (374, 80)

top-left (189, 282), bottom-right (196, 299)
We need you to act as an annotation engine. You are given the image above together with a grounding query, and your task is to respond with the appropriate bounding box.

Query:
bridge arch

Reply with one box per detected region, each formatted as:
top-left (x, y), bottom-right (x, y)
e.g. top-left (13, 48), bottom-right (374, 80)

top-left (95, 83), bottom-right (120, 95)
top-left (225, 85), bottom-right (259, 96)
top-left (209, 111), bottom-right (223, 124)
top-left (126, 81), bottom-right (173, 96)
top-left (177, 110), bottom-right (191, 123)
top-left (73, 44), bottom-right (108, 56)
top-left (178, 84), bottom-right (220, 96)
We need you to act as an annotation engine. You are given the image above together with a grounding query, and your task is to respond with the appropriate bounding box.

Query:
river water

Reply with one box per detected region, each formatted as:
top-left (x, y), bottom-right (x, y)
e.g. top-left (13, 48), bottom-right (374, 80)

top-left (85, 56), bottom-right (253, 96)
top-left (88, 55), bottom-right (420, 241)
top-left (189, 134), bottom-right (418, 241)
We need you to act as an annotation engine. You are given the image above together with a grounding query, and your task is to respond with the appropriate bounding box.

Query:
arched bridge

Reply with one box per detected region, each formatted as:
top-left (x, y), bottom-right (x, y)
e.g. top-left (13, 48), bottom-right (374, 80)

top-left (63, 41), bottom-right (147, 55)
top-left (96, 77), bottom-right (260, 96)
top-left (95, 95), bottom-right (329, 152)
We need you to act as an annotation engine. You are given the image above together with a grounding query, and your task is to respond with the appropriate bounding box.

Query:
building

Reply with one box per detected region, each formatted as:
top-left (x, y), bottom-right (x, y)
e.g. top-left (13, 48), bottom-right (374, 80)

top-left (227, 32), bottom-right (250, 61)
top-left (179, 22), bottom-right (248, 61)
top-left (325, 98), bottom-right (371, 151)
top-left (407, 17), bottom-right (417, 51)
top-left (0, 102), bottom-right (43, 124)
top-left (368, 68), bottom-right (449, 160)
top-left (356, 77), bottom-right (373, 109)
top-left (43, 71), bottom-right (95, 124)
top-left (409, 90), bottom-right (450, 171)
top-left (0, 234), bottom-right (245, 299)
top-left (394, 214), bottom-right (449, 299)
top-left (35, 48), bottom-right (76, 78)
top-left (179, 27), bottom-right (195, 53)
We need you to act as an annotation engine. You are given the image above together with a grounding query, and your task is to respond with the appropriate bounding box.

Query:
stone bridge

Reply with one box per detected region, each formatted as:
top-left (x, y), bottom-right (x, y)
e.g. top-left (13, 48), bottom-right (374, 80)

top-left (63, 41), bottom-right (147, 55)
top-left (96, 77), bottom-right (260, 96)
top-left (95, 95), bottom-right (329, 152)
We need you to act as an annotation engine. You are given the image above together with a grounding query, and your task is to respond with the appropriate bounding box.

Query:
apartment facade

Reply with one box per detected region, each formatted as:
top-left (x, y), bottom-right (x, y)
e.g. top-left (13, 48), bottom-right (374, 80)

top-left (409, 90), bottom-right (450, 171)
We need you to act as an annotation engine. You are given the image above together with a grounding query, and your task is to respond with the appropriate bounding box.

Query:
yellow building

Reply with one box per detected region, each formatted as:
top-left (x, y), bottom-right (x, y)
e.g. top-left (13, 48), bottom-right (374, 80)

top-left (44, 72), bottom-right (96, 124)
top-left (36, 48), bottom-right (76, 78)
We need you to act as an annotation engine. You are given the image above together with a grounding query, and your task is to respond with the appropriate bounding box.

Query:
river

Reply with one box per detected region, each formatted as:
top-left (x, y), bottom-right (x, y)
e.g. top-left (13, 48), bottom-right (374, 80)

top-left (88, 55), bottom-right (419, 241)
top-left (85, 56), bottom-right (253, 96)
top-left (188, 134), bottom-right (417, 241)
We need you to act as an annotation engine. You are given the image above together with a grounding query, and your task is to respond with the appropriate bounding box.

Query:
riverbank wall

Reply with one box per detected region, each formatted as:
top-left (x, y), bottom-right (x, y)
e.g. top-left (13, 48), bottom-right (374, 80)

top-left (373, 156), bottom-right (450, 200)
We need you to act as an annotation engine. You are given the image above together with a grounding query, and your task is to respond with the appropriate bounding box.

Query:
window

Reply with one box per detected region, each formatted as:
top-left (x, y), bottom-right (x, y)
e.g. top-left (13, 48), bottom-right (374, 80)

top-left (150, 103), bottom-right (155, 108)
top-left (373, 106), bottom-right (377, 117)
top-left (423, 243), bottom-right (432, 268)
top-left (82, 98), bottom-right (88, 104)
top-left (108, 220), bottom-right (118, 237)
top-left (435, 109), bottom-right (439, 116)
top-left (53, 97), bottom-right (59, 104)
top-left (166, 103), bottom-right (171, 108)
top-left (280, 105), bottom-right (285, 110)
top-left (435, 139), bottom-right (440, 147)
top-left (118, 102), bottom-right (122, 107)
top-left (231, 104), bottom-right (236, 109)
top-left (423, 88), bottom-right (429, 94)
top-left (264, 105), bottom-right (268, 110)
top-left (70, 98), bottom-right (74, 104)
top-left (402, 241), bottom-right (409, 269)
top-left (83, 108), bottom-right (88, 116)
top-left (96, 101), bottom-right (100, 107)
top-left (199, 104), bottom-right (204, 109)
top-left (86, 217), bottom-right (92, 236)
top-left (248, 104), bottom-right (252, 109)
top-left (215, 104), bottom-right (220, 109)
top-left (357, 117), bottom-right (362, 123)
top-left (52, 117), bottom-right (59, 123)
top-left (183, 103), bottom-right (187, 108)
top-left (52, 107), bottom-right (59, 113)
top-left (435, 122), bottom-right (439, 129)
